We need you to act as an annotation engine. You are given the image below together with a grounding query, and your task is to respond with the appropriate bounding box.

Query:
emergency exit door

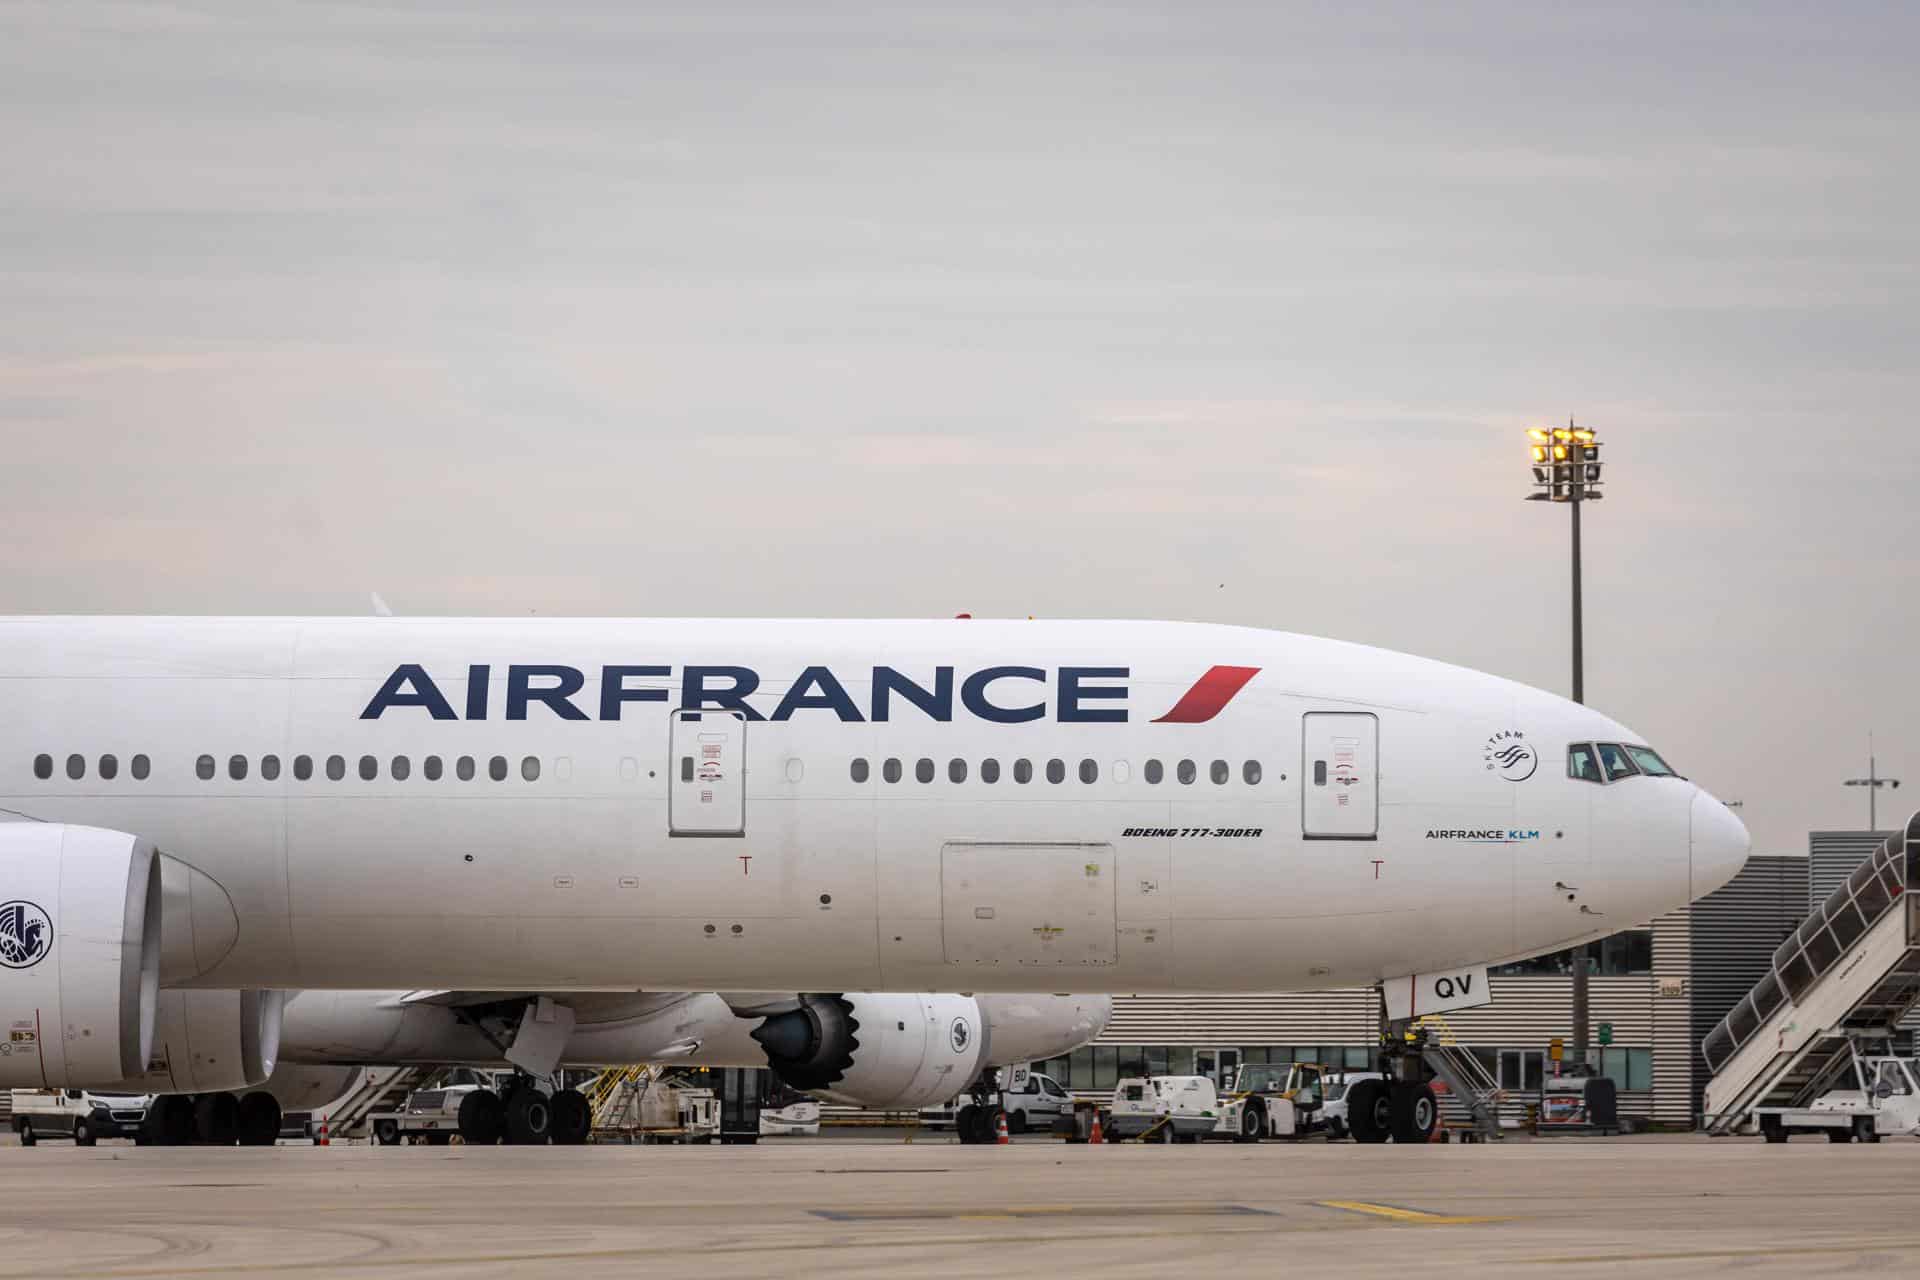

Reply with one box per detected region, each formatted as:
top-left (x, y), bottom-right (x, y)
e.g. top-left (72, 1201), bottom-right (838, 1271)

top-left (670, 709), bottom-right (746, 837)
top-left (1302, 712), bottom-right (1377, 840)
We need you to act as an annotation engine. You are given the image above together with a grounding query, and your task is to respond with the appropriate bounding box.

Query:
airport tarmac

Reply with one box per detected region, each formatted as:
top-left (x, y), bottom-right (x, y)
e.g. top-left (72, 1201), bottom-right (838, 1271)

top-left (0, 1134), bottom-right (1914, 1278)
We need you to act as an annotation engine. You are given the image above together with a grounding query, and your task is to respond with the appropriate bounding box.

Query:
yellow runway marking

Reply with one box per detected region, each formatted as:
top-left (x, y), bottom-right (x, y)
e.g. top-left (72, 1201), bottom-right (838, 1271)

top-left (1316, 1200), bottom-right (1513, 1226)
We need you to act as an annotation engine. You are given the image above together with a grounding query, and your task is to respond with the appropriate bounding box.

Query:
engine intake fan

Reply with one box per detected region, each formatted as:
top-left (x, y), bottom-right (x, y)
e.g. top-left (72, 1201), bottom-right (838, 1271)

top-left (751, 994), bottom-right (859, 1091)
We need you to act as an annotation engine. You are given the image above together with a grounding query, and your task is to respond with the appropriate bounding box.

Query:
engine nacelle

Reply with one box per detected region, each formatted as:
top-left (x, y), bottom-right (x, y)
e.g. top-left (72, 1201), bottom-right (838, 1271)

top-left (0, 824), bottom-right (160, 1088)
top-left (109, 988), bottom-right (286, 1094)
top-left (753, 993), bottom-right (987, 1110)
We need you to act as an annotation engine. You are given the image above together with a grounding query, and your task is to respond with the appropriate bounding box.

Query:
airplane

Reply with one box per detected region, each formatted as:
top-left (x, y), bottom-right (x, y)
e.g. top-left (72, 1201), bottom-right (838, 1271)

top-left (0, 616), bottom-right (1749, 1144)
top-left (125, 986), bottom-right (1113, 1146)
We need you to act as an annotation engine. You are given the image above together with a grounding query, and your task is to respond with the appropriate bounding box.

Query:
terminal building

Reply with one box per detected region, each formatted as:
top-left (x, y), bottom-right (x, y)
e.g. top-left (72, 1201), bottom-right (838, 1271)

top-left (1035, 830), bottom-right (1900, 1128)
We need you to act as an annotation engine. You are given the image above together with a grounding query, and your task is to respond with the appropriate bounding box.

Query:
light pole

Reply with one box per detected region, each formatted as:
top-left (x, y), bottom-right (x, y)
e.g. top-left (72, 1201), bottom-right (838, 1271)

top-left (1843, 736), bottom-right (1900, 830)
top-left (1527, 419), bottom-right (1603, 1066)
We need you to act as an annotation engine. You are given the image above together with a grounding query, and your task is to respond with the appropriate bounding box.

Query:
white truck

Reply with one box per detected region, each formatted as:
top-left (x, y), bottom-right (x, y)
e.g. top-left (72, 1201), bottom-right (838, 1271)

top-left (923, 1067), bottom-right (1074, 1140)
top-left (1108, 1075), bottom-right (1221, 1142)
top-left (1754, 1051), bottom-right (1920, 1144)
top-left (1211, 1062), bottom-right (1331, 1141)
top-left (10, 1089), bottom-right (152, 1146)
top-left (370, 1083), bottom-right (478, 1145)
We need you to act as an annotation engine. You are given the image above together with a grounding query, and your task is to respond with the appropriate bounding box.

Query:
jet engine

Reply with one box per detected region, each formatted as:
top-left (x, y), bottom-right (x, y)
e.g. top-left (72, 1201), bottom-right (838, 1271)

top-left (0, 824), bottom-right (160, 1088)
top-left (751, 993), bottom-right (988, 1110)
top-left (112, 988), bottom-right (286, 1094)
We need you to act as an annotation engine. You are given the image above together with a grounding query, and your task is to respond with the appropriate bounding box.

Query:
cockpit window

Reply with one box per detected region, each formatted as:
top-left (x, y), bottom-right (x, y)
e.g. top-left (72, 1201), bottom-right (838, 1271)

top-left (1624, 745), bottom-right (1678, 777)
top-left (1596, 743), bottom-right (1640, 781)
top-left (1567, 744), bottom-right (1603, 783)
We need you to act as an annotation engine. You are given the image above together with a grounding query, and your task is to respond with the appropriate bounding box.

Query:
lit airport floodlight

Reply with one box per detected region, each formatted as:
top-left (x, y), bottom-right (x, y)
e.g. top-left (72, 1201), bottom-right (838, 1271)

top-left (1525, 423), bottom-right (1602, 504)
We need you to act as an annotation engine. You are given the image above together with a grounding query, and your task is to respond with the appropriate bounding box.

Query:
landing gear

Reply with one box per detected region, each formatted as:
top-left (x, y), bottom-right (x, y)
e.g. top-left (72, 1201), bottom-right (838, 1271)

top-left (457, 1089), bottom-right (505, 1145)
top-left (550, 1089), bottom-right (592, 1146)
top-left (953, 1102), bottom-right (1004, 1144)
top-left (1392, 1082), bottom-right (1440, 1144)
top-left (1343, 1077), bottom-right (1438, 1144)
top-left (503, 1086), bottom-right (553, 1145)
top-left (147, 1095), bottom-right (196, 1146)
top-left (194, 1092), bottom-right (241, 1145)
top-left (1345, 1078), bottom-right (1393, 1143)
top-left (237, 1092), bottom-right (281, 1147)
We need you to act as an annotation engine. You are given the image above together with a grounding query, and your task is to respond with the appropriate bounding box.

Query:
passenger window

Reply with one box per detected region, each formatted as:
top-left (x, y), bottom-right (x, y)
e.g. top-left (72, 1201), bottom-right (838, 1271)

top-left (293, 755), bottom-right (313, 781)
top-left (1078, 758), bottom-right (1097, 784)
top-left (1210, 759), bottom-right (1229, 785)
top-left (1177, 759), bottom-right (1197, 785)
top-left (457, 756), bottom-right (475, 781)
top-left (32, 753), bottom-right (52, 780)
top-left (326, 755), bottom-right (346, 781)
top-left (981, 758), bottom-right (1000, 784)
top-left (1014, 758), bottom-right (1033, 784)
top-left (353, 755), bottom-right (374, 781)
top-left (1114, 760), bottom-right (1131, 783)
top-left (883, 758), bottom-right (902, 784)
top-left (131, 753), bottom-right (150, 780)
top-left (916, 758), bottom-right (935, 784)
top-left (521, 756), bottom-right (540, 781)
top-left (196, 754), bottom-right (215, 781)
top-left (1243, 760), bottom-right (1262, 785)
top-left (1144, 759), bottom-right (1164, 785)
top-left (424, 756), bottom-right (443, 781)
top-left (949, 758), bottom-right (967, 783)
top-left (229, 755), bottom-right (248, 781)
top-left (98, 754), bottom-right (119, 780)
top-left (66, 753), bottom-right (85, 780)
top-left (1046, 759), bottom-right (1066, 784)
top-left (489, 756), bottom-right (508, 782)
top-left (261, 755), bottom-right (280, 781)
top-left (1596, 743), bottom-right (1639, 781)
top-left (850, 758), bottom-right (870, 783)
top-left (391, 756), bottom-right (410, 782)
top-left (1567, 744), bottom-right (1602, 783)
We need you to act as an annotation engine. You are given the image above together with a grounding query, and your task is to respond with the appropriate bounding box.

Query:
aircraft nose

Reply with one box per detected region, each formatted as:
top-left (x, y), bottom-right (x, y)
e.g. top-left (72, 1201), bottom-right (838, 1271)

top-left (1691, 788), bottom-right (1751, 896)
top-left (1085, 994), bottom-right (1115, 1041)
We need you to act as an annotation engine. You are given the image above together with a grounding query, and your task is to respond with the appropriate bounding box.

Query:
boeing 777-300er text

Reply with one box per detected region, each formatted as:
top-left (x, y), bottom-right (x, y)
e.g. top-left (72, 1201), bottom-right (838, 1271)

top-left (0, 617), bottom-right (1748, 1143)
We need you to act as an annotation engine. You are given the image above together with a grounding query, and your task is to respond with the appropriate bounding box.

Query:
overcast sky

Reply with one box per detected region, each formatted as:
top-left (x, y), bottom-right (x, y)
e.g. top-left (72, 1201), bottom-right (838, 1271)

top-left (3, 2), bottom-right (1915, 855)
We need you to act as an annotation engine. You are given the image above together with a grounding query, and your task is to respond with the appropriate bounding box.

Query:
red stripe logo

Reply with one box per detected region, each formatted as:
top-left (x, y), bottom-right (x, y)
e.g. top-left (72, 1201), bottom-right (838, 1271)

top-left (1152, 665), bottom-right (1261, 724)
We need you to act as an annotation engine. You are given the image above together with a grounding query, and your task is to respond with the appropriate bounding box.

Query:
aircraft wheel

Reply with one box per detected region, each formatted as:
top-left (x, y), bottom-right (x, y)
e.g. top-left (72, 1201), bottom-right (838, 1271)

top-left (148, 1095), bottom-right (196, 1146)
top-left (457, 1089), bottom-right (504, 1145)
top-left (955, 1104), bottom-right (979, 1144)
top-left (503, 1088), bottom-right (553, 1145)
top-left (1345, 1079), bottom-right (1392, 1144)
top-left (17, 1119), bottom-right (35, 1147)
top-left (237, 1092), bottom-right (282, 1147)
top-left (1238, 1103), bottom-right (1265, 1143)
top-left (73, 1117), bottom-right (96, 1147)
top-left (550, 1089), bottom-right (592, 1145)
top-left (194, 1092), bottom-right (241, 1145)
top-left (1391, 1082), bottom-right (1439, 1144)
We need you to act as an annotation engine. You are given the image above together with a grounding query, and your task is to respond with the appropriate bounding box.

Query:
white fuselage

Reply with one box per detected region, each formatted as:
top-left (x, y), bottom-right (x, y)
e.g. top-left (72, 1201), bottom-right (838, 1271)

top-left (0, 617), bottom-right (1750, 993)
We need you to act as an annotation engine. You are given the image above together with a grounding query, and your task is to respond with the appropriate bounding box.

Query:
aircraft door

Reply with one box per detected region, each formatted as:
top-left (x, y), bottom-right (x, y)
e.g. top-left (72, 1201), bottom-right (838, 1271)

top-left (1302, 712), bottom-right (1378, 839)
top-left (669, 709), bottom-right (746, 837)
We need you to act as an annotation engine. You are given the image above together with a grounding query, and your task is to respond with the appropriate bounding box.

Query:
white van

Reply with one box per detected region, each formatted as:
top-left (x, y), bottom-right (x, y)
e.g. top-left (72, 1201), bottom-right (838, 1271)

top-left (10, 1089), bottom-right (152, 1146)
top-left (1107, 1075), bottom-right (1220, 1142)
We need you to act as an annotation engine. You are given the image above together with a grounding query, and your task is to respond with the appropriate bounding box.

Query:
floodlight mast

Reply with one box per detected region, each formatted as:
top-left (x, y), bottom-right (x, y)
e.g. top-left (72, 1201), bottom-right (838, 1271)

top-left (1526, 417), bottom-right (1604, 1065)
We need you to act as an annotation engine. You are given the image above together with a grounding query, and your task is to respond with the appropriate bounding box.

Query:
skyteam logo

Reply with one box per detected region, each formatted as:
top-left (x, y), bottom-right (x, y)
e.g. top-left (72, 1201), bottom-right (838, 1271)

top-left (0, 900), bottom-right (51, 969)
top-left (950, 1017), bottom-right (973, 1054)
top-left (1483, 730), bottom-right (1537, 782)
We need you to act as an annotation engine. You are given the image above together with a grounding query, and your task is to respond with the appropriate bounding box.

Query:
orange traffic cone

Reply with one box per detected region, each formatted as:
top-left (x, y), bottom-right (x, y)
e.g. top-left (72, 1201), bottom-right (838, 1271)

top-left (995, 1111), bottom-right (1009, 1145)
top-left (1088, 1114), bottom-right (1104, 1145)
top-left (317, 1115), bottom-right (330, 1147)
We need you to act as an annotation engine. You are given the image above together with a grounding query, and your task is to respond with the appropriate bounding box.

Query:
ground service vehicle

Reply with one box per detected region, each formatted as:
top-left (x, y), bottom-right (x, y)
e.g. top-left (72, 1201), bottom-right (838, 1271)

top-left (9, 1089), bottom-right (150, 1145)
top-left (1212, 1062), bottom-right (1329, 1141)
top-left (929, 1068), bottom-right (1072, 1138)
top-left (1755, 1052), bottom-right (1920, 1144)
top-left (0, 616), bottom-right (1749, 1153)
top-left (1108, 1075), bottom-right (1220, 1141)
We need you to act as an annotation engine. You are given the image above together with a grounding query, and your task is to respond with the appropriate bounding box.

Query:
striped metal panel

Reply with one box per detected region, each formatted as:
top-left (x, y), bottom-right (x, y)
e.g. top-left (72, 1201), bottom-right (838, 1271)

top-left (1688, 854), bottom-right (1807, 1120)
top-left (1097, 991), bottom-right (1377, 1046)
top-left (1650, 906), bottom-right (1693, 1123)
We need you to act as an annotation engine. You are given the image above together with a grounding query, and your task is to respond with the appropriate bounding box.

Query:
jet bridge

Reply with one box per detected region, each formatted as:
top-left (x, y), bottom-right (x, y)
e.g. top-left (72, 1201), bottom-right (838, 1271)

top-left (1701, 813), bottom-right (1920, 1135)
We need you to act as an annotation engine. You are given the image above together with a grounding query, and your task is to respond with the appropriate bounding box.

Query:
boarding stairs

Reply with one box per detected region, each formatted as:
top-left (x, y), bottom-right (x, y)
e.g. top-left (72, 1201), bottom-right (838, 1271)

top-left (1411, 1016), bottom-right (1506, 1140)
top-left (321, 1066), bottom-right (429, 1138)
top-left (1702, 813), bottom-right (1920, 1135)
top-left (587, 1064), bottom-right (661, 1133)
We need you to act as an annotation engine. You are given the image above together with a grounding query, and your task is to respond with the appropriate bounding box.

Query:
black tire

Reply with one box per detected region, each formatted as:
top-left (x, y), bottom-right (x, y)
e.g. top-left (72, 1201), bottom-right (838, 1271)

top-left (1856, 1117), bottom-right (1880, 1144)
top-left (1328, 1118), bottom-right (1347, 1141)
top-left (1156, 1121), bottom-right (1177, 1143)
top-left (1761, 1116), bottom-right (1787, 1144)
top-left (373, 1119), bottom-right (401, 1146)
top-left (1007, 1108), bottom-right (1029, 1135)
top-left (1391, 1082), bottom-right (1440, 1144)
top-left (503, 1088), bottom-right (554, 1145)
top-left (73, 1118), bottom-right (96, 1147)
top-left (1238, 1103), bottom-right (1265, 1143)
top-left (18, 1119), bottom-right (35, 1148)
top-left (194, 1092), bottom-right (241, 1145)
top-left (149, 1095), bottom-right (195, 1147)
top-left (457, 1089), bottom-right (504, 1145)
top-left (550, 1089), bottom-right (592, 1146)
top-left (955, 1104), bottom-right (979, 1144)
top-left (237, 1092), bottom-right (282, 1147)
top-left (1345, 1079), bottom-right (1392, 1144)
